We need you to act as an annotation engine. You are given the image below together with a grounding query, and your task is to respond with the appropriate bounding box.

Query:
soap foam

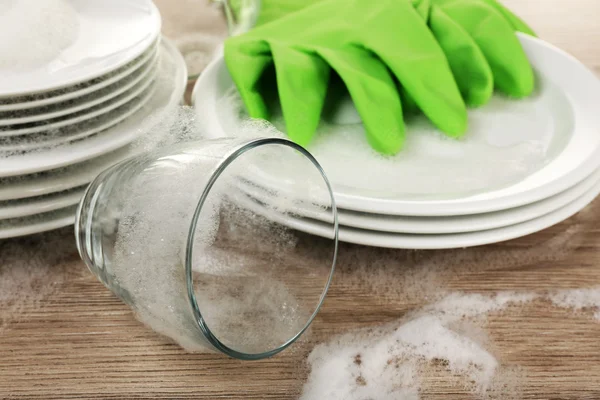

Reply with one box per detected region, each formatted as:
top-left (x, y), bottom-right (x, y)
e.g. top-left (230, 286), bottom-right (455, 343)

top-left (0, 0), bottom-right (79, 70)
top-left (111, 173), bottom-right (311, 354)
top-left (0, 228), bottom-right (77, 333)
top-left (0, 49), bottom-right (173, 158)
top-left (548, 287), bottom-right (600, 320)
top-left (300, 292), bottom-right (531, 400)
top-left (214, 83), bottom-right (564, 198)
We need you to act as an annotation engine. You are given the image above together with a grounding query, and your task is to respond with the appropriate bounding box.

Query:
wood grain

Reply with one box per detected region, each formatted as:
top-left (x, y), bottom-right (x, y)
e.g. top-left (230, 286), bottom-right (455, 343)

top-left (1, 1), bottom-right (600, 398)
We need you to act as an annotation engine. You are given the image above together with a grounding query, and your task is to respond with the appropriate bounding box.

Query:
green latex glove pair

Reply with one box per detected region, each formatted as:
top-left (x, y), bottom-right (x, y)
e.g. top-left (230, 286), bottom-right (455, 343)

top-left (224, 0), bottom-right (536, 154)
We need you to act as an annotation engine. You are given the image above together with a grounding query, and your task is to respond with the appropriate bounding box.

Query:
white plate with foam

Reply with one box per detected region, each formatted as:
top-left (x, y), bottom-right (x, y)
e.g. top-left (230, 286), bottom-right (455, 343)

top-left (0, 74), bottom-right (157, 152)
top-left (0, 65), bottom-right (158, 136)
top-left (0, 186), bottom-right (85, 219)
top-left (0, 40), bottom-right (159, 112)
top-left (0, 0), bottom-right (161, 97)
top-left (0, 205), bottom-right (76, 239)
top-left (0, 51), bottom-right (158, 126)
top-left (0, 146), bottom-right (134, 201)
top-left (194, 34), bottom-right (600, 217)
top-left (241, 166), bottom-right (600, 235)
top-left (0, 37), bottom-right (187, 177)
top-left (236, 171), bottom-right (600, 249)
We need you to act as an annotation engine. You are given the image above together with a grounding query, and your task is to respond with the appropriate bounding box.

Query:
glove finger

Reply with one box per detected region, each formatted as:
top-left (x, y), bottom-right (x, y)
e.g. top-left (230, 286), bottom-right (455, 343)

top-left (399, 85), bottom-right (419, 117)
top-left (410, 0), bottom-right (432, 20)
top-left (270, 43), bottom-right (331, 147)
top-left (224, 37), bottom-right (273, 120)
top-left (429, 5), bottom-right (493, 107)
top-left (361, 0), bottom-right (467, 137)
top-left (318, 46), bottom-right (405, 155)
top-left (397, 0), bottom-right (426, 116)
top-left (477, 0), bottom-right (536, 36)
top-left (438, 0), bottom-right (535, 98)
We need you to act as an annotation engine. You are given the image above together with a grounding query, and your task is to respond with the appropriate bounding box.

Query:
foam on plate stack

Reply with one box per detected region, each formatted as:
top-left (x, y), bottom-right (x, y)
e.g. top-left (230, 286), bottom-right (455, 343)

top-left (0, 0), bottom-right (79, 69)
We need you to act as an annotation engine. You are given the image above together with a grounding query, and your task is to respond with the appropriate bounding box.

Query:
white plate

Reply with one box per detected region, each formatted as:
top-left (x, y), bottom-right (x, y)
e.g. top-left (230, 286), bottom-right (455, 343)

top-left (0, 186), bottom-right (84, 219)
top-left (0, 37), bottom-right (187, 177)
top-left (0, 65), bottom-right (158, 136)
top-left (0, 0), bottom-right (161, 97)
top-left (0, 146), bottom-right (134, 201)
top-left (241, 167), bottom-right (600, 234)
top-left (0, 84), bottom-right (154, 152)
top-left (0, 71), bottom-right (157, 151)
top-left (0, 51), bottom-right (158, 125)
top-left (0, 40), bottom-right (159, 112)
top-left (194, 34), bottom-right (600, 217)
top-left (0, 206), bottom-right (76, 240)
top-left (238, 174), bottom-right (600, 249)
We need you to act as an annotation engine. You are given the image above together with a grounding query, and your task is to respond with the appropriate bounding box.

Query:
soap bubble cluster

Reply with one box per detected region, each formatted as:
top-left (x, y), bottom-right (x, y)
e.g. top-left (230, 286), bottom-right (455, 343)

top-left (0, 0), bottom-right (79, 70)
top-left (301, 292), bottom-right (535, 400)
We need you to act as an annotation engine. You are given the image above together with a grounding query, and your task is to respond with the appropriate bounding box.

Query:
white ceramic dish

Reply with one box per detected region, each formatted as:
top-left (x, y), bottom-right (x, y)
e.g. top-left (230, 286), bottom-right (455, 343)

top-left (237, 174), bottom-right (600, 249)
top-left (241, 167), bottom-right (600, 234)
top-left (0, 206), bottom-right (76, 240)
top-left (0, 187), bottom-right (85, 219)
top-left (0, 38), bottom-right (187, 178)
top-left (0, 75), bottom-right (157, 151)
top-left (0, 146), bottom-right (134, 201)
top-left (0, 0), bottom-right (161, 97)
top-left (0, 52), bottom-right (158, 125)
top-left (194, 34), bottom-right (600, 217)
top-left (0, 40), bottom-right (159, 112)
top-left (0, 66), bottom-right (158, 136)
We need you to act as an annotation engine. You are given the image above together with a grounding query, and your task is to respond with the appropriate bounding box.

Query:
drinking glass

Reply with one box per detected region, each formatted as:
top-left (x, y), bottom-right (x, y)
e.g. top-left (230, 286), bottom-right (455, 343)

top-left (75, 137), bottom-right (338, 360)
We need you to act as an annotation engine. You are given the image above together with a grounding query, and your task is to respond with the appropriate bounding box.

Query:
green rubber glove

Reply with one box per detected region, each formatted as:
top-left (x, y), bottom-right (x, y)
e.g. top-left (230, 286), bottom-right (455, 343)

top-left (253, 0), bottom-right (536, 106)
top-left (418, 0), bottom-right (535, 106)
top-left (225, 0), bottom-right (467, 155)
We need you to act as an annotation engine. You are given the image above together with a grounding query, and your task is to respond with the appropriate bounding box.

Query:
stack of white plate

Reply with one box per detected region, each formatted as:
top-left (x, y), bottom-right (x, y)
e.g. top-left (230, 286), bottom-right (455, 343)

top-left (193, 33), bottom-right (600, 249)
top-left (0, 1), bottom-right (187, 239)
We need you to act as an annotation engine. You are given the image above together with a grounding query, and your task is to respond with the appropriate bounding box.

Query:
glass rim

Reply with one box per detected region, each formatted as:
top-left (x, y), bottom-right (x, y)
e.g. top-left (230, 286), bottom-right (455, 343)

top-left (184, 136), bottom-right (339, 360)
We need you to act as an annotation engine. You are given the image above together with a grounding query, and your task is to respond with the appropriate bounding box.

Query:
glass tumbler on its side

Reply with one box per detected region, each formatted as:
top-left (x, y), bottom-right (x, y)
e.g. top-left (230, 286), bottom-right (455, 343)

top-left (75, 137), bottom-right (338, 360)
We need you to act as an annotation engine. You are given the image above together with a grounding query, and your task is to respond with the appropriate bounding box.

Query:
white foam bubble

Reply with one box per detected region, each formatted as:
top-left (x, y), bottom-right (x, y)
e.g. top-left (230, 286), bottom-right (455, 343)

top-left (215, 84), bottom-right (564, 198)
top-left (300, 292), bottom-right (533, 400)
top-left (0, 228), bottom-right (75, 333)
top-left (548, 287), bottom-right (600, 320)
top-left (0, 0), bottom-right (79, 70)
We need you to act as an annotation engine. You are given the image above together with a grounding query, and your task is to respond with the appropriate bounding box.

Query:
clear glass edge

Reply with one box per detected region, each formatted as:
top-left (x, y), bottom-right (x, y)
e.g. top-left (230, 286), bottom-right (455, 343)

top-left (184, 136), bottom-right (339, 360)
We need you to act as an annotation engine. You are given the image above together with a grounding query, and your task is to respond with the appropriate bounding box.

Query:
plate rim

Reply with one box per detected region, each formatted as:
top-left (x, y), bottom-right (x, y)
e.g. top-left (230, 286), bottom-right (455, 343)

top-left (0, 187), bottom-right (85, 220)
top-left (0, 51), bottom-right (159, 125)
top-left (0, 206), bottom-right (76, 239)
top-left (0, 36), bottom-right (187, 177)
top-left (0, 66), bottom-right (158, 136)
top-left (0, 85), bottom-right (154, 152)
top-left (0, 39), bottom-right (160, 112)
top-left (241, 166), bottom-right (600, 234)
top-left (0, 146), bottom-right (133, 201)
top-left (238, 170), bottom-right (600, 249)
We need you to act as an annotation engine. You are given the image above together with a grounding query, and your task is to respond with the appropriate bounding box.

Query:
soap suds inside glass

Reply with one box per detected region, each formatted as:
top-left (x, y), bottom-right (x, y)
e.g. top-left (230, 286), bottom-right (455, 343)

top-left (99, 126), bottom-right (335, 355)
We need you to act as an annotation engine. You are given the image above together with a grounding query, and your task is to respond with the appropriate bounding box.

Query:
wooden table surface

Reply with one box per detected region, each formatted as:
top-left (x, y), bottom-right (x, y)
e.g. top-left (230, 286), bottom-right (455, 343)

top-left (1, 1), bottom-right (600, 398)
